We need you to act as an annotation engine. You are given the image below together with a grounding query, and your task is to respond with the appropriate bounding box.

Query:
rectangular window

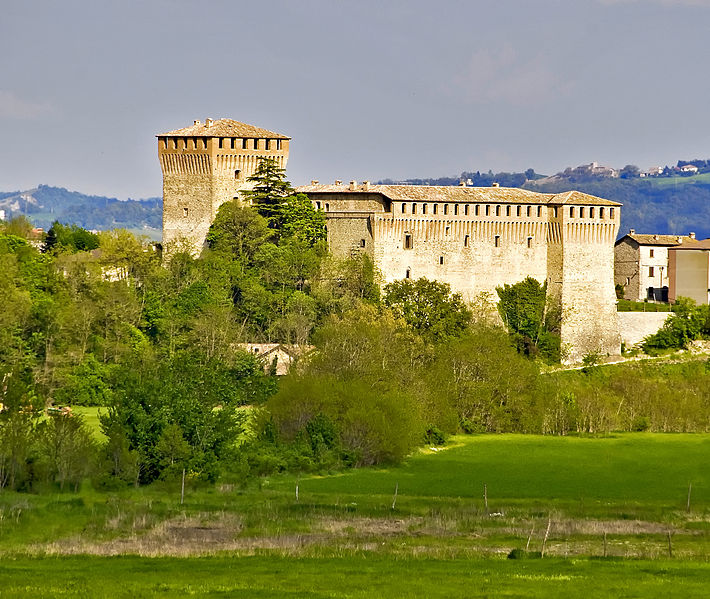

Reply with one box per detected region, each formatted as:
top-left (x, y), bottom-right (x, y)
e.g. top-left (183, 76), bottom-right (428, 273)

top-left (265, 139), bottom-right (271, 150)
top-left (242, 138), bottom-right (248, 149)
top-left (485, 205), bottom-right (490, 216)
top-left (600, 207), bottom-right (605, 218)
top-left (231, 138), bottom-right (236, 149)
top-left (422, 204), bottom-right (427, 214)
top-left (527, 237), bottom-right (532, 248)
top-left (649, 266), bottom-right (655, 277)
top-left (650, 249), bottom-right (654, 258)
top-left (439, 256), bottom-right (444, 265)
top-left (433, 204), bottom-right (438, 214)
top-left (516, 206), bottom-right (521, 217)
top-left (360, 239), bottom-right (366, 248)
top-left (464, 235), bottom-right (470, 247)
top-left (494, 235), bottom-right (501, 247)
top-left (506, 206), bottom-right (511, 216)
top-left (610, 208), bottom-right (615, 218)
top-left (580, 207), bottom-right (585, 218)
top-left (443, 204), bottom-right (449, 215)
top-left (454, 204), bottom-right (459, 215)
top-left (412, 203), bottom-right (417, 214)
top-left (496, 206), bottom-right (501, 216)
top-left (554, 207), bottom-right (558, 218)
top-left (276, 139), bottom-right (282, 150)
top-left (218, 138), bottom-right (223, 149)
top-left (570, 207), bottom-right (575, 217)
top-left (526, 206), bottom-right (531, 217)
top-left (464, 205), bottom-right (469, 215)
top-left (475, 205), bottom-right (479, 216)
top-left (537, 206), bottom-right (542, 217)
top-left (404, 234), bottom-right (413, 249)
top-left (183, 207), bottom-right (189, 217)
top-left (253, 139), bottom-right (259, 149)
top-left (590, 207), bottom-right (595, 218)
top-left (401, 203), bottom-right (407, 214)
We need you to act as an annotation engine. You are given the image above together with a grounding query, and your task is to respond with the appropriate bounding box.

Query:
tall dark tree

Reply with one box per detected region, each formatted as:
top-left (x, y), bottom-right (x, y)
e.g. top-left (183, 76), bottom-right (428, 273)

top-left (244, 158), bottom-right (294, 224)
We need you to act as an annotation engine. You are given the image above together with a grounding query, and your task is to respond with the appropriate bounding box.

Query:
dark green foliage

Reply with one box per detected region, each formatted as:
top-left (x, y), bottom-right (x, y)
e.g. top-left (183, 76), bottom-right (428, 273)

top-left (243, 158), bottom-right (294, 224)
top-left (43, 221), bottom-right (99, 254)
top-left (496, 277), bottom-right (560, 362)
top-left (383, 277), bottom-right (471, 342)
top-left (643, 297), bottom-right (710, 350)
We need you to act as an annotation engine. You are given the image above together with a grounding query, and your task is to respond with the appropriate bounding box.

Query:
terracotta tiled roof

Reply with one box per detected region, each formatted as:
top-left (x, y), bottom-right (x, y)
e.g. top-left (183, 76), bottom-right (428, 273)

top-left (620, 233), bottom-right (699, 247)
top-left (296, 184), bottom-right (620, 206)
top-left (158, 119), bottom-right (289, 139)
top-left (668, 238), bottom-right (710, 250)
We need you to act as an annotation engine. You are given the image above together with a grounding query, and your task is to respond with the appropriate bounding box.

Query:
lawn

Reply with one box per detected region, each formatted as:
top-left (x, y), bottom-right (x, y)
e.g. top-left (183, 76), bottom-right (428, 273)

top-left (1, 434), bottom-right (709, 597)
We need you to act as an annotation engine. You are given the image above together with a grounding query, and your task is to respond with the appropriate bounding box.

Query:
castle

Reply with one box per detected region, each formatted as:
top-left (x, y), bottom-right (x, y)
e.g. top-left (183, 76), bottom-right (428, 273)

top-left (158, 119), bottom-right (621, 363)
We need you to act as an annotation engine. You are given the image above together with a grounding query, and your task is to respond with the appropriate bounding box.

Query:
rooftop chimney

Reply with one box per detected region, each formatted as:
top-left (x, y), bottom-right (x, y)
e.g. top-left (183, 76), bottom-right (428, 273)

top-left (653, 234), bottom-right (659, 240)
top-left (194, 120), bottom-right (201, 126)
top-left (362, 181), bottom-right (371, 191)
top-left (629, 228), bottom-right (636, 235)
top-left (677, 236), bottom-right (683, 243)
top-left (310, 180), bottom-right (319, 185)
top-left (690, 232), bottom-right (696, 239)
top-left (349, 180), bottom-right (357, 191)
top-left (205, 118), bottom-right (213, 127)
top-left (491, 182), bottom-right (500, 188)
top-left (335, 179), bottom-right (342, 185)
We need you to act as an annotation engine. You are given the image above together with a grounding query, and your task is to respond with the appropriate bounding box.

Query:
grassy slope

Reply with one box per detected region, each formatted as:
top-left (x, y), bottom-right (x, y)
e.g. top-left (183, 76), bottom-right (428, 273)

top-left (280, 434), bottom-right (710, 505)
top-left (1, 434), bottom-right (709, 597)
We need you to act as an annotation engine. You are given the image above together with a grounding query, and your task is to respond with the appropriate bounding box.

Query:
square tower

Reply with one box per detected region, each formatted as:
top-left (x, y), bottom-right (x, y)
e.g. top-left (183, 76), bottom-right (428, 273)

top-left (157, 118), bottom-right (290, 252)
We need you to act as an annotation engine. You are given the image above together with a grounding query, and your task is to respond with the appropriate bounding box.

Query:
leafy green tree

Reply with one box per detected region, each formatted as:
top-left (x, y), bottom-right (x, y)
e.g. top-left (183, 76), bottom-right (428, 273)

top-left (37, 412), bottom-right (96, 490)
top-left (384, 278), bottom-right (471, 342)
top-left (275, 193), bottom-right (326, 245)
top-left (43, 221), bottom-right (99, 254)
top-left (243, 157), bottom-right (294, 223)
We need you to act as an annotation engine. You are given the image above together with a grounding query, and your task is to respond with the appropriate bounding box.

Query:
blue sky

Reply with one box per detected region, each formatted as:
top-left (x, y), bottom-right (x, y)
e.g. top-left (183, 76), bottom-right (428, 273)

top-left (1, 0), bottom-right (709, 198)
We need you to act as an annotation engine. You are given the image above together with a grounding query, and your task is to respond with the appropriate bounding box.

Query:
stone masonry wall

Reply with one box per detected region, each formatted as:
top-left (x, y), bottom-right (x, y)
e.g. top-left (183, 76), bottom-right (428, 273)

top-left (617, 311), bottom-right (669, 347)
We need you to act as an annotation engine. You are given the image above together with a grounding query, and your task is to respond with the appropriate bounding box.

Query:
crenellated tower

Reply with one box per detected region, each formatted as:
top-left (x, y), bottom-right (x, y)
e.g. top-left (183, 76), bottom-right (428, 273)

top-left (157, 118), bottom-right (289, 252)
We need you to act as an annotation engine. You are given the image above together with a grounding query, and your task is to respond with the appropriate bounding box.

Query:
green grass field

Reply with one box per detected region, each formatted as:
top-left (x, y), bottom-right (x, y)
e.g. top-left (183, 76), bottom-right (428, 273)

top-left (639, 172), bottom-right (710, 187)
top-left (1, 434), bottom-right (709, 597)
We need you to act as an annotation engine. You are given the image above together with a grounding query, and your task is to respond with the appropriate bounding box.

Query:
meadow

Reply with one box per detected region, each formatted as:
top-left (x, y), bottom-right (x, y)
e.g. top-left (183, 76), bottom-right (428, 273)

top-left (1, 434), bottom-right (709, 597)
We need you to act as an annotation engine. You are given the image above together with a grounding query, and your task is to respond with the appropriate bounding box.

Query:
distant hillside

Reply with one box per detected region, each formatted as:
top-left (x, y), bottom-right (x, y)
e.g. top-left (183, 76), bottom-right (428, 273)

top-left (0, 185), bottom-right (162, 240)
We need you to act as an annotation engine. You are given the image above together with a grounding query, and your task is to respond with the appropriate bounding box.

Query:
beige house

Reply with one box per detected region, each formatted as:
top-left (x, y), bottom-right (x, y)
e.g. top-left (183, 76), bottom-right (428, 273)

top-left (238, 344), bottom-right (312, 376)
top-left (668, 239), bottom-right (710, 305)
top-left (614, 230), bottom-right (698, 301)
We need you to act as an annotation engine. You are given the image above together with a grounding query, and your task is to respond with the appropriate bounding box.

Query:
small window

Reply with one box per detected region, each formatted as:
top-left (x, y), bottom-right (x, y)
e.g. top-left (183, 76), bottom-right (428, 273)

top-left (316, 201), bottom-right (321, 210)
top-left (527, 237), bottom-right (532, 248)
top-left (475, 205), bottom-right (480, 216)
top-left (464, 205), bottom-right (469, 216)
top-left (218, 138), bottom-right (223, 149)
top-left (253, 139), bottom-right (259, 149)
top-left (454, 204), bottom-right (459, 215)
top-left (433, 204), bottom-right (438, 215)
top-left (526, 206), bottom-right (531, 217)
top-left (649, 266), bottom-right (655, 277)
top-left (402, 203), bottom-right (407, 214)
top-left (537, 206), bottom-right (542, 217)
top-left (422, 204), bottom-right (427, 214)
top-left (183, 207), bottom-right (189, 217)
top-left (570, 207), bottom-right (575, 217)
top-left (506, 206), bottom-right (511, 216)
top-left (496, 205), bottom-right (501, 216)
top-left (485, 205), bottom-right (490, 216)
top-left (360, 239), bottom-right (366, 248)
top-left (445, 226), bottom-right (450, 235)
top-left (650, 249), bottom-right (654, 258)
top-left (405, 268), bottom-right (411, 279)
top-left (265, 139), bottom-right (271, 150)
top-left (276, 140), bottom-right (282, 150)
top-left (600, 207), bottom-right (605, 218)
top-left (235, 169), bottom-right (241, 180)
top-left (242, 138), bottom-right (248, 149)
top-left (464, 235), bottom-right (470, 247)
top-left (553, 207), bottom-right (558, 218)
top-left (404, 234), bottom-right (413, 249)
top-left (231, 138), bottom-right (236, 149)
top-left (439, 256), bottom-right (444, 265)
top-left (580, 207), bottom-right (585, 218)
top-left (590, 207), bottom-right (595, 218)
top-left (325, 203), bottom-right (330, 211)
top-left (412, 203), bottom-right (417, 214)
top-left (610, 208), bottom-right (615, 218)
top-left (494, 235), bottom-right (501, 247)
top-left (443, 204), bottom-right (449, 215)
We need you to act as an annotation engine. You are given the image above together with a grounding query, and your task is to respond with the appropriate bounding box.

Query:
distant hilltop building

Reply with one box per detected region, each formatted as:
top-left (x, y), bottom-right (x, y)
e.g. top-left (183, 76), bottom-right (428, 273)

top-left (157, 118), bottom-right (290, 250)
top-left (158, 119), bottom-right (622, 363)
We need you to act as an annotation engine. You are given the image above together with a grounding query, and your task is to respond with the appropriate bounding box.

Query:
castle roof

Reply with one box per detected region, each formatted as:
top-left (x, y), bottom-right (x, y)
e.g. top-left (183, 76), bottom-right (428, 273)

top-left (158, 118), bottom-right (289, 139)
top-left (296, 184), bottom-right (620, 206)
top-left (617, 233), bottom-right (699, 247)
